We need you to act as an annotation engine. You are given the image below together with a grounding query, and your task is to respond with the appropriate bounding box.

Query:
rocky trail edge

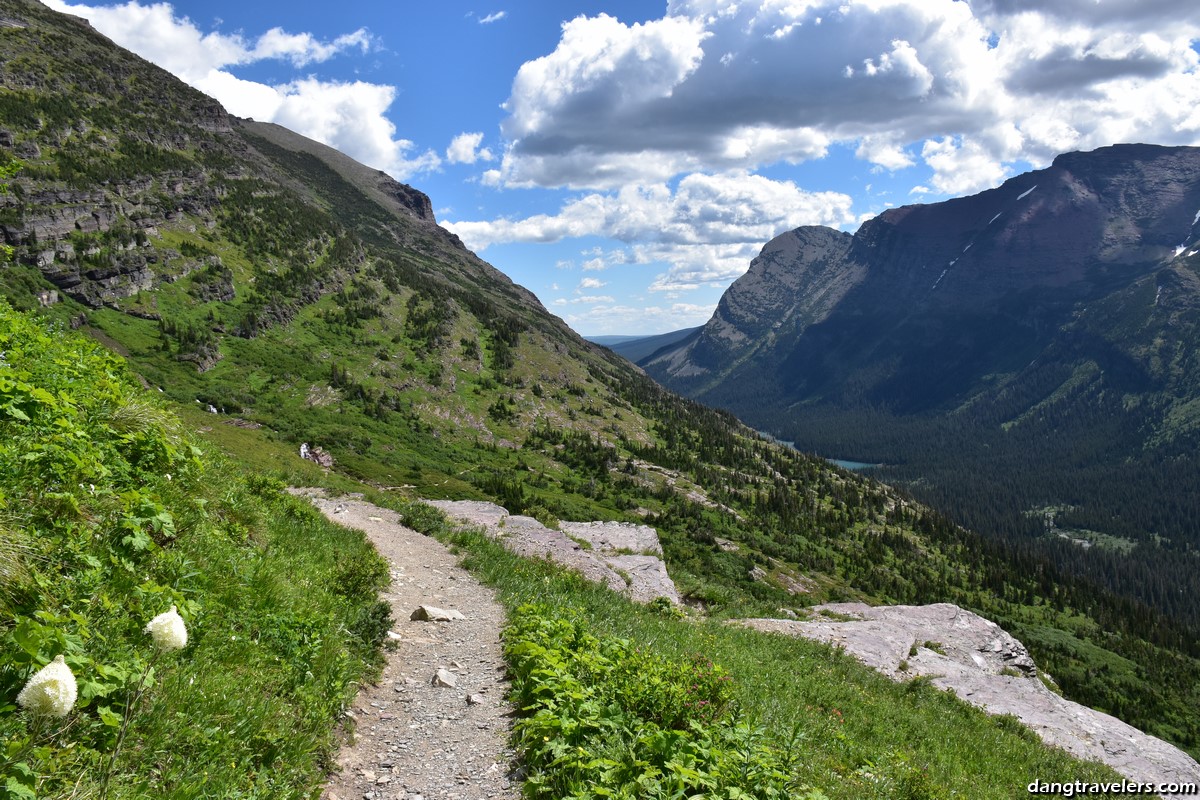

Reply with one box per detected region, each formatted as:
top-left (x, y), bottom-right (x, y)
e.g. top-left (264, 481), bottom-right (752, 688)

top-left (293, 489), bottom-right (1200, 799)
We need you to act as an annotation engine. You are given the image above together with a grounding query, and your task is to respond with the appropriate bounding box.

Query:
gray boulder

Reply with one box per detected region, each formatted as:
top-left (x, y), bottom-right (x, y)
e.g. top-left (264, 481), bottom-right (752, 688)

top-left (426, 500), bottom-right (680, 606)
top-left (740, 603), bottom-right (1200, 796)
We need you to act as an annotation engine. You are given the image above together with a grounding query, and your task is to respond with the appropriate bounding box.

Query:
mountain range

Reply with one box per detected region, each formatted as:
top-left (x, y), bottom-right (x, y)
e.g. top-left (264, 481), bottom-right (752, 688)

top-left (1, 0), bottom-right (1197, 763)
top-left (589, 326), bottom-right (701, 363)
top-left (646, 143), bottom-right (1200, 420)
top-left (642, 142), bottom-right (1200, 658)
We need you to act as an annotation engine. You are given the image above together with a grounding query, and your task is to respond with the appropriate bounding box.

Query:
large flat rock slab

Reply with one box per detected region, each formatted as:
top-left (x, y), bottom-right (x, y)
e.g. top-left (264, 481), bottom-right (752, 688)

top-left (741, 603), bottom-right (1200, 797)
top-left (559, 520), bottom-right (663, 555)
top-left (426, 500), bottom-right (680, 605)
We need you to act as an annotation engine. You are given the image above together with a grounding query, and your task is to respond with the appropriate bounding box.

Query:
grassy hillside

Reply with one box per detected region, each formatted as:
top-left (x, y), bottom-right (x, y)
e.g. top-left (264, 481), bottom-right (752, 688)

top-left (0, 302), bottom-right (1135, 799)
top-left (0, 0), bottom-right (1197, 763)
top-left (0, 301), bottom-right (391, 798)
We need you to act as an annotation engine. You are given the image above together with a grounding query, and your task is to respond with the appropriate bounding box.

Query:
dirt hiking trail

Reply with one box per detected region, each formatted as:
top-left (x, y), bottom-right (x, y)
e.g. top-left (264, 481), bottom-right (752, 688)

top-left (290, 489), bottom-right (520, 800)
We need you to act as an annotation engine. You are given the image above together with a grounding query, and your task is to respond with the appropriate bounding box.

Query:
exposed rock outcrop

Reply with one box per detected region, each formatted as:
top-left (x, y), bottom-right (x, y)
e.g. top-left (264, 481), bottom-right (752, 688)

top-left (0, 179), bottom-right (224, 306)
top-left (649, 226), bottom-right (858, 384)
top-left (740, 603), bottom-right (1200, 797)
top-left (425, 500), bottom-right (680, 605)
top-left (299, 443), bottom-right (334, 469)
top-left (558, 519), bottom-right (663, 555)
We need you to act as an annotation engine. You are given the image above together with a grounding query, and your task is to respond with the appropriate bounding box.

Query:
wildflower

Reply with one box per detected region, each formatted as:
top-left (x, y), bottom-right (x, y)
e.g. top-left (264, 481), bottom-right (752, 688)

top-left (17, 655), bottom-right (78, 718)
top-left (144, 605), bottom-right (188, 651)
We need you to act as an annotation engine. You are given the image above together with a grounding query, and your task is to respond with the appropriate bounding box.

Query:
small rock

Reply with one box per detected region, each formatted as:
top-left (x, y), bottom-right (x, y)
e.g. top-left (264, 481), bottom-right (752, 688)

top-left (467, 693), bottom-right (485, 706)
top-left (410, 605), bottom-right (466, 622)
top-left (433, 668), bottom-right (458, 688)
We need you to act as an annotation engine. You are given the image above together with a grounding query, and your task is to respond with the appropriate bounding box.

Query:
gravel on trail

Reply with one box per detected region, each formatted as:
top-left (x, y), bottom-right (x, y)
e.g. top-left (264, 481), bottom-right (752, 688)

top-left (290, 489), bottom-right (521, 800)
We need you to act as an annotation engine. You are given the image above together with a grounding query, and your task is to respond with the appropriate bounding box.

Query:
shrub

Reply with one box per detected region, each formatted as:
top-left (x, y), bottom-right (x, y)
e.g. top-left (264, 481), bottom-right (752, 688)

top-left (502, 604), bottom-right (828, 800)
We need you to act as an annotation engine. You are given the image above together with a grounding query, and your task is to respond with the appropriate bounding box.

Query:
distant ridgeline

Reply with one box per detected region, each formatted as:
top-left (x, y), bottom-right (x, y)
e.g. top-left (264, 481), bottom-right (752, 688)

top-left (643, 143), bottom-right (1200, 721)
top-left (1, 0), bottom-right (1198, 759)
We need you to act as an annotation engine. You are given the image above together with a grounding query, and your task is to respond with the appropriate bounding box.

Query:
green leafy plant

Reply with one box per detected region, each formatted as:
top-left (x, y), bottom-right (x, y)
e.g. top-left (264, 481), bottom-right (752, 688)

top-left (0, 302), bottom-right (391, 797)
top-left (502, 604), bottom-right (827, 800)
top-left (0, 157), bottom-right (18, 263)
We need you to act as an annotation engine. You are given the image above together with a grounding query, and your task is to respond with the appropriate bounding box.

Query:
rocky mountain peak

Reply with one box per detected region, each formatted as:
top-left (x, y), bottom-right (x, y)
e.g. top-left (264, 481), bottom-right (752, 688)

top-left (647, 225), bottom-right (859, 385)
top-left (847, 145), bottom-right (1200, 311)
top-left (647, 144), bottom-right (1200, 407)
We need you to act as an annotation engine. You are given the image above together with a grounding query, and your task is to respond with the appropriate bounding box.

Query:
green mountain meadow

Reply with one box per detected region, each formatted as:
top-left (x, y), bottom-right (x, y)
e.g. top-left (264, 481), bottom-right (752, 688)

top-left (0, 0), bottom-right (1195, 795)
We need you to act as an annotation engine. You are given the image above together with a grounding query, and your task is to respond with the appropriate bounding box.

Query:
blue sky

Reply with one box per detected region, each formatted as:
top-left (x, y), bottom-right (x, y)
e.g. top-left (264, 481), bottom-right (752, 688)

top-left (43, 0), bottom-right (1200, 335)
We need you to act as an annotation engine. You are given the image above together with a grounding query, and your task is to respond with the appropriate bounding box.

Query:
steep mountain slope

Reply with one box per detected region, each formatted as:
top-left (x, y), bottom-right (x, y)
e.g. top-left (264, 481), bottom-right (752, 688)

top-left (644, 144), bottom-right (1200, 666)
top-left (650, 144), bottom-right (1200, 415)
top-left (2, 0), bottom-right (1198, 758)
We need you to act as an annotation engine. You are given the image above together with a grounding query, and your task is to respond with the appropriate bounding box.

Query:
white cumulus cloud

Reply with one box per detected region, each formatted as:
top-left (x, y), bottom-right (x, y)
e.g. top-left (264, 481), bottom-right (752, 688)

top-left (556, 302), bottom-right (715, 335)
top-left (446, 132), bottom-right (495, 164)
top-left (446, 171), bottom-right (854, 295)
top-left (251, 27), bottom-right (371, 67)
top-left (490, 0), bottom-right (1200, 195)
top-left (446, 171), bottom-right (854, 251)
top-left (42, 0), bottom-right (370, 79)
top-left (41, 0), bottom-right (439, 180)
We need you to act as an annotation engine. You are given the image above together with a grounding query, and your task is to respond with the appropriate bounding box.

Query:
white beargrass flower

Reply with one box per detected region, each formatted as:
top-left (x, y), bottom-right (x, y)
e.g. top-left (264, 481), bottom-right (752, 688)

top-left (17, 655), bottom-right (77, 718)
top-left (144, 605), bottom-right (188, 651)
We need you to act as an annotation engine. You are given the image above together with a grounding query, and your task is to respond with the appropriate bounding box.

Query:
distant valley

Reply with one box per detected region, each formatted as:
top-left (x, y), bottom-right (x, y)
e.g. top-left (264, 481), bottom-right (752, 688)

top-left (587, 326), bottom-right (701, 363)
top-left (639, 143), bottom-right (1200, 645)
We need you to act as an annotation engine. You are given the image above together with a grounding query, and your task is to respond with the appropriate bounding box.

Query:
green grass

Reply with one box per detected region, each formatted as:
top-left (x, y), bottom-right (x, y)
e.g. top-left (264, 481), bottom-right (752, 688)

top-left (0, 302), bottom-right (391, 798)
top-left (3, 21), bottom-right (1197, 759)
top-left (0, 301), bottom-right (1146, 799)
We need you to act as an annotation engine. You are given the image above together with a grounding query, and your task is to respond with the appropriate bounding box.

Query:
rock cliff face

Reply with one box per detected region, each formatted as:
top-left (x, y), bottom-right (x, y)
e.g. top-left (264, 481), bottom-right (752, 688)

top-left (646, 144), bottom-right (1200, 412)
top-left (0, 0), bottom-right (501, 318)
top-left (842, 144), bottom-right (1200, 309)
top-left (742, 604), bottom-right (1200, 798)
top-left (659, 227), bottom-right (857, 382)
